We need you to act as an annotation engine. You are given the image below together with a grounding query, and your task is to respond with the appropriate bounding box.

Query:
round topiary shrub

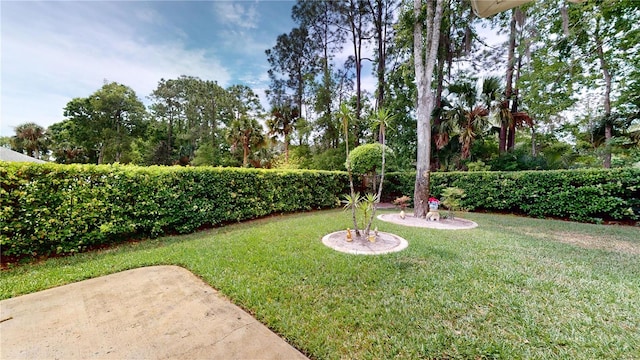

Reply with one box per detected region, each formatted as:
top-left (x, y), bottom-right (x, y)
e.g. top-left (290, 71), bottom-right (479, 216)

top-left (346, 143), bottom-right (395, 174)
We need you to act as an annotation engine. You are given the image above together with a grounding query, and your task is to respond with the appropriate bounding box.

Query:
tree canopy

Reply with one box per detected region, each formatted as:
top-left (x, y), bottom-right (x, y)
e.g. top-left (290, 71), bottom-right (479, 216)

top-left (8, 0), bottom-right (638, 172)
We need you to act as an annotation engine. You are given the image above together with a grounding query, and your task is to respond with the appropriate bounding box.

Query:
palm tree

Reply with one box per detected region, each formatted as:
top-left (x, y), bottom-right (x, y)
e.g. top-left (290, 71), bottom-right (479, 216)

top-left (226, 116), bottom-right (265, 167)
top-left (441, 78), bottom-right (497, 160)
top-left (14, 122), bottom-right (47, 159)
top-left (266, 102), bottom-right (299, 163)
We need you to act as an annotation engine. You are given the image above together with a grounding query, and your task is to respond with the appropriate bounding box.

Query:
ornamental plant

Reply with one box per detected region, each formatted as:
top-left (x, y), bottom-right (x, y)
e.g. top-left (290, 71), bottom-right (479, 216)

top-left (341, 106), bottom-right (395, 239)
top-left (393, 195), bottom-right (411, 210)
top-left (347, 143), bottom-right (395, 192)
top-left (441, 187), bottom-right (465, 219)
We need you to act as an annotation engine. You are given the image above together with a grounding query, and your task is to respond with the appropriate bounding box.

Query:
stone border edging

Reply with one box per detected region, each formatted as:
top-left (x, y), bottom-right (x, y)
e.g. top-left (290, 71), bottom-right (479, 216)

top-left (321, 231), bottom-right (408, 255)
top-left (377, 213), bottom-right (478, 230)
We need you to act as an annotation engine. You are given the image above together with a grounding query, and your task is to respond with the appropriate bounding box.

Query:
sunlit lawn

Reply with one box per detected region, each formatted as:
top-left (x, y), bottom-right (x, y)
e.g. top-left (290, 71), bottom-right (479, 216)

top-left (1, 210), bottom-right (639, 359)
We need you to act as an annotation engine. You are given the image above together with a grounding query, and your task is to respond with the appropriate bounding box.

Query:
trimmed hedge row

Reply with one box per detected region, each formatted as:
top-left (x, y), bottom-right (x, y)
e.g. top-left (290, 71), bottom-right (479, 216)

top-left (2, 163), bottom-right (637, 258)
top-left (384, 168), bottom-right (640, 223)
top-left (1, 163), bottom-right (348, 257)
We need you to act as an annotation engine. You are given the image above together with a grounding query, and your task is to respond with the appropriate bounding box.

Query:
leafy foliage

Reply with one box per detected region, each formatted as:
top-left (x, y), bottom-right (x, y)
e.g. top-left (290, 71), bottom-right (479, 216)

top-left (440, 187), bottom-right (466, 219)
top-left (0, 162), bottom-right (348, 258)
top-left (62, 82), bottom-right (147, 164)
top-left (347, 143), bottom-right (394, 174)
top-left (340, 192), bottom-right (378, 230)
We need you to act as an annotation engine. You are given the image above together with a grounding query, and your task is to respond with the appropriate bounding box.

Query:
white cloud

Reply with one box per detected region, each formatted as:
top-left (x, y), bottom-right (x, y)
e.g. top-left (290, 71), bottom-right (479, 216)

top-left (212, 2), bottom-right (259, 29)
top-left (1, 2), bottom-right (231, 136)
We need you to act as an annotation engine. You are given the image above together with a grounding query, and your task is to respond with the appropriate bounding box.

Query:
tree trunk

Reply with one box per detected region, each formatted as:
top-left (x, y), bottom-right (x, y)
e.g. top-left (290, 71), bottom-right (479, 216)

top-left (211, 96), bottom-right (218, 165)
top-left (365, 133), bottom-right (386, 237)
top-left (508, 51), bottom-right (522, 151)
top-left (561, 4), bottom-right (570, 36)
top-left (243, 136), bottom-right (250, 167)
top-left (369, 0), bottom-right (386, 117)
top-left (502, 8), bottom-right (517, 154)
top-left (167, 107), bottom-right (174, 165)
top-left (342, 110), bottom-right (361, 238)
top-left (595, 20), bottom-right (612, 169)
top-left (531, 124), bottom-right (536, 156)
top-left (413, 0), bottom-right (445, 218)
top-left (98, 144), bottom-right (105, 165)
top-left (347, 0), bottom-right (364, 125)
top-left (284, 133), bottom-right (290, 163)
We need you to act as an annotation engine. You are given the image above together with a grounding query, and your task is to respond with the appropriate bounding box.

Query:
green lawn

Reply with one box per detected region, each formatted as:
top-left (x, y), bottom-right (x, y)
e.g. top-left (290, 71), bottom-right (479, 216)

top-left (1, 210), bottom-right (639, 359)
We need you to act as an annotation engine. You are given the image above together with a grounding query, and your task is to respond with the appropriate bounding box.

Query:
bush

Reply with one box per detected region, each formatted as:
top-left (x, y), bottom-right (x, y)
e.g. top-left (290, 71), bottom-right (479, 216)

top-left (0, 163), bottom-right (348, 258)
top-left (440, 187), bottom-right (466, 217)
top-left (488, 148), bottom-right (549, 171)
top-left (384, 168), bottom-right (640, 223)
top-left (347, 143), bottom-right (395, 175)
top-left (310, 147), bottom-right (346, 171)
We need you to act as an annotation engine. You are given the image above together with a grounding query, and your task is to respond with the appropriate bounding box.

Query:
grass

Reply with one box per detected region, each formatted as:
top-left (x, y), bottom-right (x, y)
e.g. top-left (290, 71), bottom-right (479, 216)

top-left (1, 210), bottom-right (639, 359)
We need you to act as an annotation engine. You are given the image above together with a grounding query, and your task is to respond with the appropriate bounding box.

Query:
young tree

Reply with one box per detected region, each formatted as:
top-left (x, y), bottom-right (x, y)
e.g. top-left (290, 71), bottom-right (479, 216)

top-left (339, 103), bottom-right (361, 237)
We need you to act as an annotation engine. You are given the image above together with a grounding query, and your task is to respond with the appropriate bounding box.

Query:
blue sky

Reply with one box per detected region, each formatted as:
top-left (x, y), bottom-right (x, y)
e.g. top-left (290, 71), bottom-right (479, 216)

top-left (0, 0), bottom-right (301, 137)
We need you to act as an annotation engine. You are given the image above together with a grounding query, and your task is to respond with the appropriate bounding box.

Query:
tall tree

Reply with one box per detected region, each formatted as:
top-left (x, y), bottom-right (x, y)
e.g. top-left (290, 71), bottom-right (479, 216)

top-left (335, 0), bottom-right (372, 123)
top-left (431, 0), bottom-right (479, 168)
top-left (565, 0), bottom-right (640, 168)
top-left (266, 27), bottom-right (318, 118)
top-left (267, 101), bottom-right (299, 163)
top-left (63, 82), bottom-right (147, 164)
top-left (225, 85), bottom-right (265, 166)
top-left (226, 116), bottom-right (265, 167)
top-left (517, 1), bottom-right (580, 157)
top-left (413, 0), bottom-right (445, 218)
top-left (367, 0), bottom-right (398, 113)
top-left (149, 78), bottom-right (183, 164)
top-left (501, 7), bottom-right (525, 153)
top-left (292, 0), bottom-right (345, 144)
top-left (149, 76), bottom-right (246, 165)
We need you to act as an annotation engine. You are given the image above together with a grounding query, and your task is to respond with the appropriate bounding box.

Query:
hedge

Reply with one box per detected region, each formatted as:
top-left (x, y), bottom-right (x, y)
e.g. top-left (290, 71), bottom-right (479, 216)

top-left (3, 163), bottom-right (637, 259)
top-left (384, 168), bottom-right (640, 223)
top-left (0, 163), bottom-right (348, 257)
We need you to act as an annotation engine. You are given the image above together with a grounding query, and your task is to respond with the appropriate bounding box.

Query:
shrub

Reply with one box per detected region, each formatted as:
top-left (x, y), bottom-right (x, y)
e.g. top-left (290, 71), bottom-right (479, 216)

top-left (384, 168), bottom-right (640, 223)
top-left (440, 187), bottom-right (466, 219)
top-left (347, 143), bottom-right (395, 175)
top-left (0, 163), bottom-right (348, 258)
